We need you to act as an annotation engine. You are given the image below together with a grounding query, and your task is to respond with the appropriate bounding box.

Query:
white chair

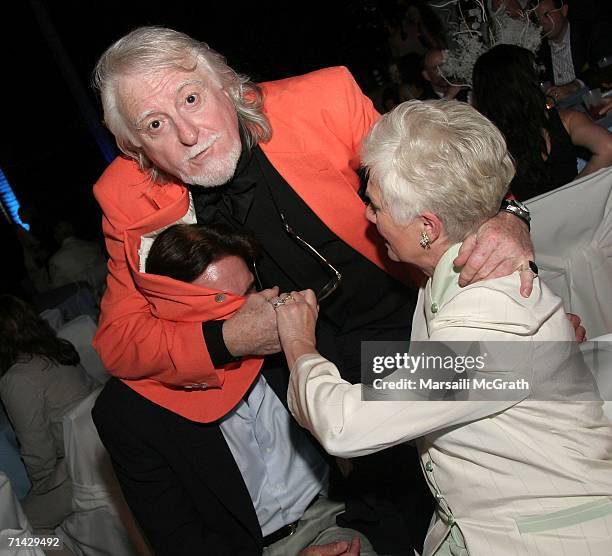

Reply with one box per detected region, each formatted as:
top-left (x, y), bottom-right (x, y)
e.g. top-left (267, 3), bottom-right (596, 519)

top-left (57, 316), bottom-right (109, 384)
top-left (39, 308), bottom-right (64, 332)
top-left (56, 389), bottom-right (152, 556)
top-left (526, 166), bottom-right (612, 339)
top-left (0, 472), bottom-right (45, 556)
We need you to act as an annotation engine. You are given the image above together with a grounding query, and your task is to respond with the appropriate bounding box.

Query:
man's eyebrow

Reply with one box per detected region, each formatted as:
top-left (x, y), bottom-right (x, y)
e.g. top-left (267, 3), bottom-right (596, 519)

top-left (135, 110), bottom-right (155, 128)
top-left (177, 79), bottom-right (205, 92)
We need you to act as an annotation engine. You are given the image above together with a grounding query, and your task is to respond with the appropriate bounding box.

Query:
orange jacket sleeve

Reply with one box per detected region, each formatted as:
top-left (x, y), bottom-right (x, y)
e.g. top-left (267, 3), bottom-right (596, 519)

top-left (92, 163), bottom-right (245, 387)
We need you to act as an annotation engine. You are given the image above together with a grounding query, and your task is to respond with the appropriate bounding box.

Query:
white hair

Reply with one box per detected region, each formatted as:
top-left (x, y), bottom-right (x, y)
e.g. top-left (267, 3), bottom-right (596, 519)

top-left (92, 26), bottom-right (271, 182)
top-left (362, 100), bottom-right (515, 242)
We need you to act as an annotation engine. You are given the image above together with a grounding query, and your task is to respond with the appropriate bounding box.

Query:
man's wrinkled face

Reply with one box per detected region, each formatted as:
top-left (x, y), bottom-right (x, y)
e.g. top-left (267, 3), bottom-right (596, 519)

top-left (118, 66), bottom-right (241, 187)
top-left (535, 0), bottom-right (567, 40)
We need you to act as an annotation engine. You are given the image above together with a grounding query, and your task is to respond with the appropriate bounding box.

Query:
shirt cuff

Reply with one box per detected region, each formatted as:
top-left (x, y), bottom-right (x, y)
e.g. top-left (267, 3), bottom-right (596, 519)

top-left (202, 321), bottom-right (241, 367)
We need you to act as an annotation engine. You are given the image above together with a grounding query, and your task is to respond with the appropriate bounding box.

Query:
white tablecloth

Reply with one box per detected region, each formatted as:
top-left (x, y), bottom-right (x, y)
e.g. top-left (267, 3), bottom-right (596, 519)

top-left (0, 472), bottom-right (44, 556)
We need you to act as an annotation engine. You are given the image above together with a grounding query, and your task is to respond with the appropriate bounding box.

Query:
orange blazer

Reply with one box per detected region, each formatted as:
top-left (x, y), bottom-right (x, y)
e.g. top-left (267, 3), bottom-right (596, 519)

top-left (93, 66), bottom-right (411, 422)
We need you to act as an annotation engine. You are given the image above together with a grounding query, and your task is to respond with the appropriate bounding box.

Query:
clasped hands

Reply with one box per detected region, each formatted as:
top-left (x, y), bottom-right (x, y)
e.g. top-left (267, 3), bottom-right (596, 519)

top-left (221, 285), bottom-right (319, 366)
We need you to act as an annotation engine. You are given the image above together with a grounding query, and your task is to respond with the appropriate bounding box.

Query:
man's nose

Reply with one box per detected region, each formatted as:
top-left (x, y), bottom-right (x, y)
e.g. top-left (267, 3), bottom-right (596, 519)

top-left (176, 117), bottom-right (198, 146)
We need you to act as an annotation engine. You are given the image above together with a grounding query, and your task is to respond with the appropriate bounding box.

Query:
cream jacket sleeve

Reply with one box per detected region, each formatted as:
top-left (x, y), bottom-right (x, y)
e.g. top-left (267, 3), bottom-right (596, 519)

top-left (287, 281), bottom-right (563, 458)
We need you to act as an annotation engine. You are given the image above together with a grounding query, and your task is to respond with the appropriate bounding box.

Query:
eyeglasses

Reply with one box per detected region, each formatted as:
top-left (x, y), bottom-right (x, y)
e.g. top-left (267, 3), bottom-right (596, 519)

top-left (251, 260), bottom-right (263, 292)
top-left (280, 213), bottom-right (342, 302)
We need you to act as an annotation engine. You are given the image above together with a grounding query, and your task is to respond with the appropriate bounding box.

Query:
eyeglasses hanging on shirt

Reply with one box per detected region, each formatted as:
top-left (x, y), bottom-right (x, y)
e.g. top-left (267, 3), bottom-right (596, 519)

top-left (261, 183), bottom-right (342, 302)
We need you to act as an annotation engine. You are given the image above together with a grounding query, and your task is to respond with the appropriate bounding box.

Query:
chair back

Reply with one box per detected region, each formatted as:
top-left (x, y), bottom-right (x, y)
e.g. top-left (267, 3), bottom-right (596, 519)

top-left (57, 315), bottom-right (109, 384)
top-left (58, 389), bottom-right (152, 556)
top-left (526, 166), bottom-right (612, 338)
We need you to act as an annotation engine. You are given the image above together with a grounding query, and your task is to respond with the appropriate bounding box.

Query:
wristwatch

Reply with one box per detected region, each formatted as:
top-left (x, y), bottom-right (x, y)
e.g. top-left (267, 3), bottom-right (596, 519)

top-left (500, 198), bottom-right (531, 228)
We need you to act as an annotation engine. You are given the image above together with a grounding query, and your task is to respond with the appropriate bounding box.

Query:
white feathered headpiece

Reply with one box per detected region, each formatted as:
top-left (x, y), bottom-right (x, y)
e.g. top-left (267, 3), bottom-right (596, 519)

top-left (440, 2), bottom-right (543, 87)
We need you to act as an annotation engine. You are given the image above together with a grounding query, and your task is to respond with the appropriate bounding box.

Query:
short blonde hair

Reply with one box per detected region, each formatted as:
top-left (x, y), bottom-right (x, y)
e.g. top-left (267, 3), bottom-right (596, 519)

top-left (362, 100), bottom-right (515, 242)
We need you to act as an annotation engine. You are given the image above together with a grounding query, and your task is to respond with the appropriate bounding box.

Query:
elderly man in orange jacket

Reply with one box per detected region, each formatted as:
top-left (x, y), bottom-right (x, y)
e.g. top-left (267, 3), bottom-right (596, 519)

top-left (91, 26), bottom-right (535, 555)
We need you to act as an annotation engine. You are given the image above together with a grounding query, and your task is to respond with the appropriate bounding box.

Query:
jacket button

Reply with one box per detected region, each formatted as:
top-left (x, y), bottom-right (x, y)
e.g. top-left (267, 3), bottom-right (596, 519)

top-left (215, 294), bottom-right (226, 303)
top-left (425, 461), bottom-right (433, 472)
top-left (431, 302), bottom-right (439, 313)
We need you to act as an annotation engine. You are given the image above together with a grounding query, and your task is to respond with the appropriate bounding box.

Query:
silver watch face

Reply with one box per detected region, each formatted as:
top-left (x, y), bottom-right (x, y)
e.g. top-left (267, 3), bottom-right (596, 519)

top-left (514, 200), bottom-right (529, 213)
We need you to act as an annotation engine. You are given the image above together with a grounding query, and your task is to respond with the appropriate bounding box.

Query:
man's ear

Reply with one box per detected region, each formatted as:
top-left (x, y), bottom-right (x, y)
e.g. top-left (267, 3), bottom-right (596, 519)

top-left (422, 69), bottom-right (432, 83)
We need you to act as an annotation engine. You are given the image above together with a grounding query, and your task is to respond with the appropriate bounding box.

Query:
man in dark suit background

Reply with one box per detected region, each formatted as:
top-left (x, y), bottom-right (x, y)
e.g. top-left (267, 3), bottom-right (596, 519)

top-left (534, 0), bottom-right (612, 102)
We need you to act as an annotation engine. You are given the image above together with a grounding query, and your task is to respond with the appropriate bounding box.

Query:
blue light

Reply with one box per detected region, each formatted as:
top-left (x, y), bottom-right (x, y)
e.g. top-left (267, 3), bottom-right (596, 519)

top-left (0, 168), bottom-right (30, 231)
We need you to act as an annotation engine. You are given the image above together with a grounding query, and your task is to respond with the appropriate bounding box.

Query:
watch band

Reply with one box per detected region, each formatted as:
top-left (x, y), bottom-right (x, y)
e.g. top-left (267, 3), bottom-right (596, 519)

top-left (500, 199), bottom-right (531, 229)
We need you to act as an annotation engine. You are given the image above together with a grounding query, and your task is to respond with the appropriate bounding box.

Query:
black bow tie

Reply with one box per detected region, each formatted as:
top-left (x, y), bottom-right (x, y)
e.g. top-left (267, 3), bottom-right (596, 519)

top-left (191, 178), bottom-right (256, 225)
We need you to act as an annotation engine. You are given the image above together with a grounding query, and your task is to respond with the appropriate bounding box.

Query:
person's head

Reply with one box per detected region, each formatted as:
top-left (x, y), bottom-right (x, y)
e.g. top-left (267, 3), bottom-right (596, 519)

top-left (145, 223), bottom-right (261, 295)
top-left (534, 0), bottom-right (568, 41)
top-left (472, 44), bottom-right (550, 194)
top-left (53, 220), bottom-right (77, 245)
top-left (422, 49), bottom-right (448, 94)
top-left (362, 100), bottom-right (514, 274)
top-left (0, 295), bottom-right (80, 376)
top-left (472, 43), bottom-right (546, 119)
top-left (93, 26), bottom-right (272, 187)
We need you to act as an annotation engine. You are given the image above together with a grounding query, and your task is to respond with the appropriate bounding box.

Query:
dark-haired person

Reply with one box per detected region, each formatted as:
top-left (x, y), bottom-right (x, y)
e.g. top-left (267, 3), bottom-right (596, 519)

top-left (95, 222), bottom-right (371, 556)
top-left (0, 295), bottom-right (97, 529)
top-left (145, 222), bottom-right (260, 293)
top-left (472, 44), bottom-right (612, 200)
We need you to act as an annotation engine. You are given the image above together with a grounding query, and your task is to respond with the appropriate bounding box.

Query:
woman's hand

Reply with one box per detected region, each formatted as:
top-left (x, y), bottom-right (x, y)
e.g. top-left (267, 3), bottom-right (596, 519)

top-left (598, 96), bottom-right (612, 117)
top-left (274, 290), bottom-right (320, 369)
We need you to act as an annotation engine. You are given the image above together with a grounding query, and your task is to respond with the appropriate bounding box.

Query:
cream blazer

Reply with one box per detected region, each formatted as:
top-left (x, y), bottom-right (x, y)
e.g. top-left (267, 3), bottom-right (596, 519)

top-left (288, 246), bottom-right (612, 555)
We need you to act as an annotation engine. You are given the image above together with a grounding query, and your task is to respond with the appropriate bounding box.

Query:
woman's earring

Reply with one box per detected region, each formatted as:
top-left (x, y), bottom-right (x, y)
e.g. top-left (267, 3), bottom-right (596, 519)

top-left (419, 231), bottom-right (431, 250)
